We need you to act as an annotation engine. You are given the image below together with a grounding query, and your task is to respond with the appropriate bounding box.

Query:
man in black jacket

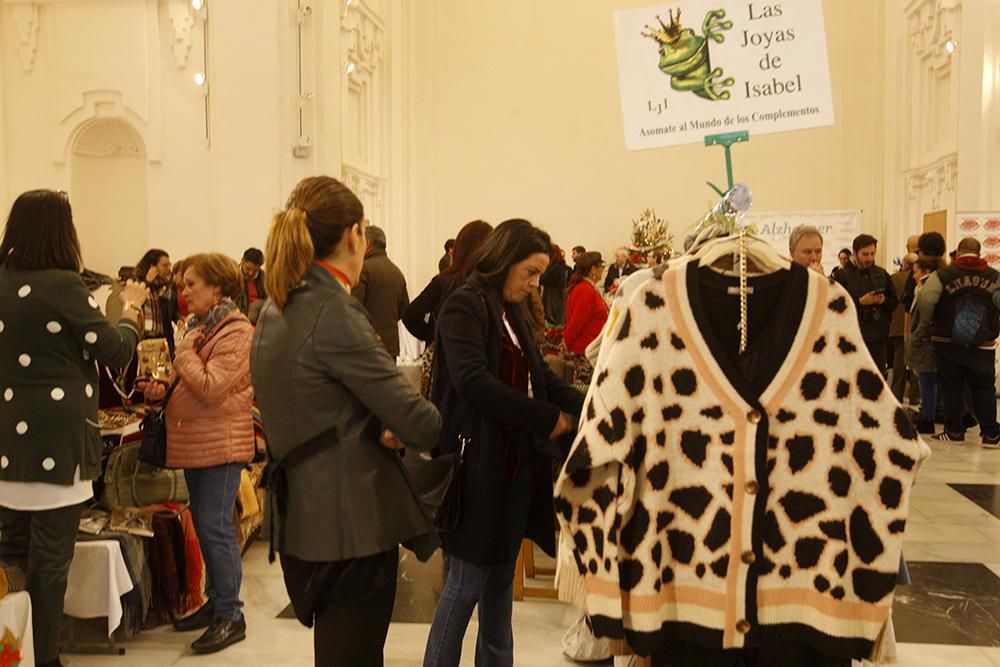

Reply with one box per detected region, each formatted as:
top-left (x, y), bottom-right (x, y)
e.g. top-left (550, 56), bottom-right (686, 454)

top-left (914, 237), bottom-right (1000, 445)
top-left (603, 247), bottom-right (636, 293)
top-left (237, 247), bottom-right (267, 324)
top-left (833, 234), bottom-right (898, 373)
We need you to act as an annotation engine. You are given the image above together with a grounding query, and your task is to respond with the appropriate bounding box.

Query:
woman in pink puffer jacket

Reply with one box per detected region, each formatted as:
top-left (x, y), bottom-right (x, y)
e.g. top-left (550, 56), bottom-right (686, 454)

top-left (144, 252), bottom-right (254, 655)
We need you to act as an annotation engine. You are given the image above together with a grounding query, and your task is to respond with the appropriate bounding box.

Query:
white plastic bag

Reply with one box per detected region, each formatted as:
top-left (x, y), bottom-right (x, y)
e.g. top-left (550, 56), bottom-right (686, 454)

top-left (561, 611), bottom-right (612, 662)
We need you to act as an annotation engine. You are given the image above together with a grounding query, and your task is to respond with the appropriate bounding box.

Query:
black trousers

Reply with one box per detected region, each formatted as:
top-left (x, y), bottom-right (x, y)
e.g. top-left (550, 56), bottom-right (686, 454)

top-left (281, 546), bottom-right (399, 667)
top-left (935, 343), bottom-right (999, 437)
top-left (0, 502), bottom-right (84, 664)
top-left (888, 336), bottom-right (920, 403)
top-left (865, 339), bottom-right (889, 376)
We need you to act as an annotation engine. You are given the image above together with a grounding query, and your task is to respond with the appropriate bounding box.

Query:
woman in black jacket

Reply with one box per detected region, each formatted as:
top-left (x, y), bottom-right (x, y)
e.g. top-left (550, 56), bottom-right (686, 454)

top-left (422, 219), bottom-right (584, 667)
top-left (135, 248), bottom-right (181, 357)
top-left (539, 244), bottom-right (571, 325)
top-left (402, 220), bottom-right (492, 343)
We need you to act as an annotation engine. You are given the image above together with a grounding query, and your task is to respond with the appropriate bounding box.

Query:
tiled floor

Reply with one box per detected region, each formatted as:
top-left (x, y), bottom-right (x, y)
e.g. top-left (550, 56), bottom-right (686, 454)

top-left (61, 433), bottom-right (1000, 666)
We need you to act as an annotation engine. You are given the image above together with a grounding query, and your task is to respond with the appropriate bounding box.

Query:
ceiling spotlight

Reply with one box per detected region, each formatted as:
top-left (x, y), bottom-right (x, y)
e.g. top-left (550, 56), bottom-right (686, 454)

top-left (345, 63), bottom-right (356, 75)
top-left (194, 72), bottom-right (206, 86)
top-left (945, 40), bottom-right (955, 54)
top-left (192, 0), bottom-right (204, 9)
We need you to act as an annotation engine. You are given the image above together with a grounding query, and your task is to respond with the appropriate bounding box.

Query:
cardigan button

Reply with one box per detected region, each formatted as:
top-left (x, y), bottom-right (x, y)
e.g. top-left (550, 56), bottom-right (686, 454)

top-left (741, 550), bottom-right (756, 565)
top-left (746, 409), bottom-right (762, 424)
top-left (736, 619), bottom-right (751, 634)
top-left (745, 480), bottom-right (760, 495)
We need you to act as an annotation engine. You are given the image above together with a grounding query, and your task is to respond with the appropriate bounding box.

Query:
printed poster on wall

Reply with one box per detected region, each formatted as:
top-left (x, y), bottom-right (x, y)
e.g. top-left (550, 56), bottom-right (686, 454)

top-left (955, 212), bottom-right (1000, 269)
top-left (744, 209), bottom-right (862, 275)
top-left (613, 0), bottom-right (834, 150)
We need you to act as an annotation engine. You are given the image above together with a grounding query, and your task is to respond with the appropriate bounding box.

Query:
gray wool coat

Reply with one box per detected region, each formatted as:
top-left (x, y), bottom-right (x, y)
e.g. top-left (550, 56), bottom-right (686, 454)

top-left (251, 264), bottom-right (441, 563)
top-left (906, 279), bottom-right (936, 373)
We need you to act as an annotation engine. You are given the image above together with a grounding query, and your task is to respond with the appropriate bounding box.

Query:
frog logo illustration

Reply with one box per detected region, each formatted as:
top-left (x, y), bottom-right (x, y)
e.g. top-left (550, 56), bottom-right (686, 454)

top-left (642, 8), bottom-right (735, 101)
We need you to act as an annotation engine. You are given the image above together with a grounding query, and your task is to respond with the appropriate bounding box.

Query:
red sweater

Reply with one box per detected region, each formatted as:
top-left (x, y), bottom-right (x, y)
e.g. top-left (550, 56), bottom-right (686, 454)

top-left (564, 280), bottom-right (609, 355)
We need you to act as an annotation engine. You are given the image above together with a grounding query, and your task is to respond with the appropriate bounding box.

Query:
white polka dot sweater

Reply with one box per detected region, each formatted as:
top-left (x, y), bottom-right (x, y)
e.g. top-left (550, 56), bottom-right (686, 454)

top-left (554, 258), bottom-right (930, 660)
top-left (0, 267), bottom-right (140, 484)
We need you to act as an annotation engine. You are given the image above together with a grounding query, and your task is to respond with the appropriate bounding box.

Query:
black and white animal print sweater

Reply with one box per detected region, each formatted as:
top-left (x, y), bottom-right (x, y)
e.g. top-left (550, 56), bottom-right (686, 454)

top-left (554, 257), bottom-right (930, 659)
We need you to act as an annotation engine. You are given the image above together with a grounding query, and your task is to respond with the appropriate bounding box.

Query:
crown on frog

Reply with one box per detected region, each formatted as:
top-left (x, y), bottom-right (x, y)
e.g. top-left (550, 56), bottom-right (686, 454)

top-left (642, 9), bottom-right (683, 45)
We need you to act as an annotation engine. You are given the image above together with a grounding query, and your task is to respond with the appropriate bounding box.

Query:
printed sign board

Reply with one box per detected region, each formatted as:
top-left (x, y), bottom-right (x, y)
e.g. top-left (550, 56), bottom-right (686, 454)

top-left (613, 0), bottom-right (834, 150)
top-left (955, 212), bottom-right (1000, 269)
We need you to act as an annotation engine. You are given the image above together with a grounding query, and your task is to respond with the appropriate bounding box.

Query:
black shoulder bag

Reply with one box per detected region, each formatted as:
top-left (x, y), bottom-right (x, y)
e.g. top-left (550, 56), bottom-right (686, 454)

top-left (138, 381), bottom-right (177, 468)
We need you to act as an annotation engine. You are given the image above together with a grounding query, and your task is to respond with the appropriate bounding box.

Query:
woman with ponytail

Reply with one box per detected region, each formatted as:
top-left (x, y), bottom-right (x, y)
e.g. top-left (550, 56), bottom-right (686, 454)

top-left (250, 176), bottom-right (442, 667)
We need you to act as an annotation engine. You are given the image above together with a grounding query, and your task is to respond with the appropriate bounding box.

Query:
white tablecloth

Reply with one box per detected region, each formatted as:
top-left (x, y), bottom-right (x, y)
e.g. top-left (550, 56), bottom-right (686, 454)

top-left (64, 540), bottom-right (134, 637)
top-left (0, 592), bottom-right (34, 665)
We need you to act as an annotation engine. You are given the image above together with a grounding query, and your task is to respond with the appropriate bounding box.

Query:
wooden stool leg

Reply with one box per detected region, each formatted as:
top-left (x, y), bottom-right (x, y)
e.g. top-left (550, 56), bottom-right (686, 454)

top-left (513, 542), bottom-right (525, 601)
top-left (522, 538), bottom-right (536, 578)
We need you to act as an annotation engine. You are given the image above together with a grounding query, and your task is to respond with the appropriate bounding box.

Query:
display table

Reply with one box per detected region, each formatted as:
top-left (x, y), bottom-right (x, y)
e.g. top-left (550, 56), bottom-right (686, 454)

top-left (0, 592), bottom-right (34, 665)
top-left (64, 540), bottom-right (134, 637)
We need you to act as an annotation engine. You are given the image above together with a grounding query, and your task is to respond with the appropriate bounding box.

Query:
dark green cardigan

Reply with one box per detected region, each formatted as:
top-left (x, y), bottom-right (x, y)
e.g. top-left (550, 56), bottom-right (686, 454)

top-left (0, 267), bottom-right (140, 484)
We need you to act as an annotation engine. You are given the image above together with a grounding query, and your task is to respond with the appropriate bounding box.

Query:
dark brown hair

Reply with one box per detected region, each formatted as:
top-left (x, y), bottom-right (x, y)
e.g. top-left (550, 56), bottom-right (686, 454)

top-left (0, 189), bottom-right (82, 272)
top-left (442, 220), bottom-right (492, 287)
top-left (918, 232), bottom-right (946, 258)
top-left (914, 257), bottom-right (940, 274)
top-left (852, 234), bottom-right (878, 254)
top-left (183, 253), bottom-right (243, 299)
top-left (568, 251), bottom-right (604, 288)
top-left (265, 176), bottom-right (364, 310)
top-left (136, 249), bottom-right (170, 284)
top-left (474, 219), bottom-right (551, 290)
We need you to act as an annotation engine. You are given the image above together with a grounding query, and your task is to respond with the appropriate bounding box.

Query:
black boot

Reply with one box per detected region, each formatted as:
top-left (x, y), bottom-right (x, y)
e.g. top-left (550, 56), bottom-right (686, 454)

top-left (174, 601), bottom-right (215, 632)
top-left (191, 615), bottom-right (246, 654)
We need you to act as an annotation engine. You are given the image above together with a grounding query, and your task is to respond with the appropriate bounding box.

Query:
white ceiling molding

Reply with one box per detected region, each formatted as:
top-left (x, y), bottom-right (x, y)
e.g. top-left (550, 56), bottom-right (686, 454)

top-left (167, 0), bottom-right (194, 68)
top-left (342, 0), bottom-right (385, 75)
top-left (904, 152), bottom-right (958, 205)
top-left (5, 1), bottom-right (40, 72)
top-left (57, 89), bottom-right (161, 163)
top-left (906, 0), bottom-right (961, 77)
top-left (72, 116), bottom-right (147, 157)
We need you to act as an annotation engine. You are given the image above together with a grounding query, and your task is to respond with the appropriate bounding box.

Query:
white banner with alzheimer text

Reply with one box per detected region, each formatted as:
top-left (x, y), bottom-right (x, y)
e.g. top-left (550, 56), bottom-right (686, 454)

top-left (744, 209), bottom-right (862, 275)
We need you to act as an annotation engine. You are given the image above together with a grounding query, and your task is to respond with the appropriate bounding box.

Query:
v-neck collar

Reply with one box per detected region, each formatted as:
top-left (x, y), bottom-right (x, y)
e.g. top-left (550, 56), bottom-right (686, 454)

top-left (666, 259), bottom-right (829, 413)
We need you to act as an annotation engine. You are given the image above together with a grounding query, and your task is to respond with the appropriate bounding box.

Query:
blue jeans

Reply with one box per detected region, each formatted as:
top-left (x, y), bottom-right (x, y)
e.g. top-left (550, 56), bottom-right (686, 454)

top-left (185, 463), bottom-right (244, 621)
top-left (918, 372), bottom-right (938, 423)
top-left (423, 555), bottom-right (517, 667)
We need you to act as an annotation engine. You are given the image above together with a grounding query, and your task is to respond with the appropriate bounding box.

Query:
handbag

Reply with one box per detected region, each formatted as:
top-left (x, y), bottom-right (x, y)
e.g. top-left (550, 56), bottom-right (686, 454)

top-left (139, 381), bottom-right (177, 468)
top-left (137, 337), bottom-right (173, 381)
top-left (101, 440), bottom-right (189, 509)
top-left (410, 431), bottom-right (469, 533)
top-left (417, 342), bottom-right (436, 398)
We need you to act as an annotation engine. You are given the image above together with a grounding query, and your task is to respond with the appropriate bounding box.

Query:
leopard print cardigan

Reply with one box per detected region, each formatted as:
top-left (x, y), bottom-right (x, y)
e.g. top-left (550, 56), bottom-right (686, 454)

top-left (554, 258), bottom-right (930, 659)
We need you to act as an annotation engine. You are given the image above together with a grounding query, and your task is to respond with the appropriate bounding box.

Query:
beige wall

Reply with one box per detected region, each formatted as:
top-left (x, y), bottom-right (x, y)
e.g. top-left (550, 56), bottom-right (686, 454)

top-left (0, 0), bottom-right (310, 275)
top-left (1, 0), bottom-right (994, 290)
top-left (404, 0), bottom-right (888, 289)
